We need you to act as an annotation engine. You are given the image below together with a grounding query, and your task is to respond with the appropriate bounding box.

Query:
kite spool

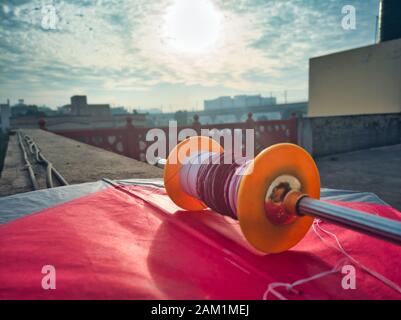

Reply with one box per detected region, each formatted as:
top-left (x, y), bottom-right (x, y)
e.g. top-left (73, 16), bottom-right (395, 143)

top-left (164, 136), bottom-right (320, 253)
top-left (163, 136), bottom-right (401, 254)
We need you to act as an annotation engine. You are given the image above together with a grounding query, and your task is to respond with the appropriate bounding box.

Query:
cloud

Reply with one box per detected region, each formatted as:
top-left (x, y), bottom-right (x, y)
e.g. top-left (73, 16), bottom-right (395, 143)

top-left (0, 0), bottom-right (380, 108)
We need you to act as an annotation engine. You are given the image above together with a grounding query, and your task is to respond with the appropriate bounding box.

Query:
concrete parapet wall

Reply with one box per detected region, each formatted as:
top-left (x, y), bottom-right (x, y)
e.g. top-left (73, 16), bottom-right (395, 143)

top-left (298, 113), bottom-right (401, 157)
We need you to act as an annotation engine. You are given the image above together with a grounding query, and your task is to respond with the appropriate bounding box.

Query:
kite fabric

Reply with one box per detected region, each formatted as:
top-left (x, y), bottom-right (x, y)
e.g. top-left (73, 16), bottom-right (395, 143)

top-left (0, 179), bottom-right (401, 300)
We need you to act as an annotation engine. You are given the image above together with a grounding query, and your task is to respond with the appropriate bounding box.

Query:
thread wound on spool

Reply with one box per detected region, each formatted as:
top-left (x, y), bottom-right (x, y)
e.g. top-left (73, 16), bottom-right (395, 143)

top-left (180, 152), bottom-right (250, 219)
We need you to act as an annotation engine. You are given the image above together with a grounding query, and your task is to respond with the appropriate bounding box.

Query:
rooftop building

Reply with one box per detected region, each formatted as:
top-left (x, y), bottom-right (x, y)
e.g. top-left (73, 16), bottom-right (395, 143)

top-left (204, 94), bottom-right (276, 111)
top-left (66, 95), bottom-right (111, 117)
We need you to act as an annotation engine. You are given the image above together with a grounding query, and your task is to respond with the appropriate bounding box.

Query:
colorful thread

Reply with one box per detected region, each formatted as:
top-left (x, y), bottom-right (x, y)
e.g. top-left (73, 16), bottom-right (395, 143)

top-left (180, 151), bottom-right (251, 218)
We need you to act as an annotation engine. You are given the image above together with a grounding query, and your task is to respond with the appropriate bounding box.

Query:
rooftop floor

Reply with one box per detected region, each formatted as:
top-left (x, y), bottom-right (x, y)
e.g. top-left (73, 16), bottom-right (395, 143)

top-left (316, 144), bottom-right (401, 210)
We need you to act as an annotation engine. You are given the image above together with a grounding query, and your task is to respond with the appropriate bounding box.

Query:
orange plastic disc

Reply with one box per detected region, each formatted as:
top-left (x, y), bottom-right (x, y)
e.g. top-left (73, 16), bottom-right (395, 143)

top-left (164, 136), bottom-right (223, 211)
top-left (237, 143), bottom-right (320, 254)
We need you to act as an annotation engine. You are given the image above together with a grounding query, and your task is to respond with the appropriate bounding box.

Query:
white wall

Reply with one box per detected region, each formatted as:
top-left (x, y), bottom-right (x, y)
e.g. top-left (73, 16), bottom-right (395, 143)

top-left (309, 38), bottom-right (401, 117)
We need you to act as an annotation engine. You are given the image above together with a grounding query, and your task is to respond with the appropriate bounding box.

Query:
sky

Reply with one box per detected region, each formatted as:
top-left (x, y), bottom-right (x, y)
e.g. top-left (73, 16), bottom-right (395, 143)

top-left (0, 0), bottom-right (380, 111)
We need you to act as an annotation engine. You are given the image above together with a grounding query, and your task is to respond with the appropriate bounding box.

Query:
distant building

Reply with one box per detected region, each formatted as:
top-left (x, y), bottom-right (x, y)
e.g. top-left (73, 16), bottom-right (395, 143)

top-left (111, 107), bottom-right (129, 115)
top-left (66, 95), bottom-right (111, 117)
top-left (144, 108), bottom-right (163, 114)
top-left (57, 105), bottom-right (72, 115)
top-left (10, 99), bottom-right (41, 117)
top-left (6, 96), bottom-right (149, 130)
top-left (174, 110), bottom-right (188, 125)
top-left (38, 106), bottom-right (57, 116)
top-left (204, 94), bottom-right (276, 111)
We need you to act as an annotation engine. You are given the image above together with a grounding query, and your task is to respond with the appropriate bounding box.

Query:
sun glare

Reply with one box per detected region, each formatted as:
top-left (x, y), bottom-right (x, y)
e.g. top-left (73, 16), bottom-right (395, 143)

top-left (164, 0), bottom-right (221, 54)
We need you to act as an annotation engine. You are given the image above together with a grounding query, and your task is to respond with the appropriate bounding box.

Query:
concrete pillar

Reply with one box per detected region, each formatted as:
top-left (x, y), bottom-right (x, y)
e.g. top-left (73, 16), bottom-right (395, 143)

top-left (124, 116), bottom-right (139, 159)
top-left (297, 118), bottom-right (313, 155)
top-left (0, 102), bottom-right (11, 133)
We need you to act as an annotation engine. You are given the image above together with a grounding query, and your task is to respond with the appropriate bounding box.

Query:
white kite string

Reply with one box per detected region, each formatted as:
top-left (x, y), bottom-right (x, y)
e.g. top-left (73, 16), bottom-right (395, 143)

top-left (263, 219), bottom-right (401, 300)
top-left (312, 219), bottom-right (401, 295)
top-left (262, 258), bottom-right (348, 300)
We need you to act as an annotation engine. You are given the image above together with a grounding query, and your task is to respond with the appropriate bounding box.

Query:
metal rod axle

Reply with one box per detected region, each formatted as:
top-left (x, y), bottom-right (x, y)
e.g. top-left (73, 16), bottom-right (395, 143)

top-left (298, 197), bottom-right (401, 245)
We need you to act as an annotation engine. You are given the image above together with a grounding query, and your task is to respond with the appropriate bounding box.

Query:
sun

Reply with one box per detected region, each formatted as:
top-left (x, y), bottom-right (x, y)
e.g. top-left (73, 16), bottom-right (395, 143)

top-left (164, 0), bottom-right (222, 54)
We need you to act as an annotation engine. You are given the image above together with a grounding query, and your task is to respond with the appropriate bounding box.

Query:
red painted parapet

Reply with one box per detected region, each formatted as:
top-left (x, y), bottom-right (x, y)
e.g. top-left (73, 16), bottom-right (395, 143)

top-left (54, 127), bottom-right (131, 156)
top-left (131, 115), bottom-right (297, 162)
top-left (49, 115), bottom-right (298, 163)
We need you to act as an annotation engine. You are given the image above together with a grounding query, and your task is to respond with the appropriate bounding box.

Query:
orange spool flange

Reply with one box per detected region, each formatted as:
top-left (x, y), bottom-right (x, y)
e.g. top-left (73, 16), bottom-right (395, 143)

top-left (237, 143), bottom-right (320, 253)
top-left (164, 136), bottom-right (224, 211)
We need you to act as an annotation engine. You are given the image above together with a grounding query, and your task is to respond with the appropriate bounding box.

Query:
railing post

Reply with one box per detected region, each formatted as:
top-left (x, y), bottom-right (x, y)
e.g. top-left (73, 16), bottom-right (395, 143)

top-left (38, 118), bottom-right (47, 131)
top-left (192, 114), bottom-right (201, 135)
top-left (245, 112), bottom-right (259, 155)
top-left (245, 112), bottom-right (256, 130)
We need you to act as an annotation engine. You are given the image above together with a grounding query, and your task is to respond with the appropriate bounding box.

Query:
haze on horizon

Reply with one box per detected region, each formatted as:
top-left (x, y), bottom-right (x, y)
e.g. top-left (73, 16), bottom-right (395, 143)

top-left (0, 0), bottom-right (379, 112)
